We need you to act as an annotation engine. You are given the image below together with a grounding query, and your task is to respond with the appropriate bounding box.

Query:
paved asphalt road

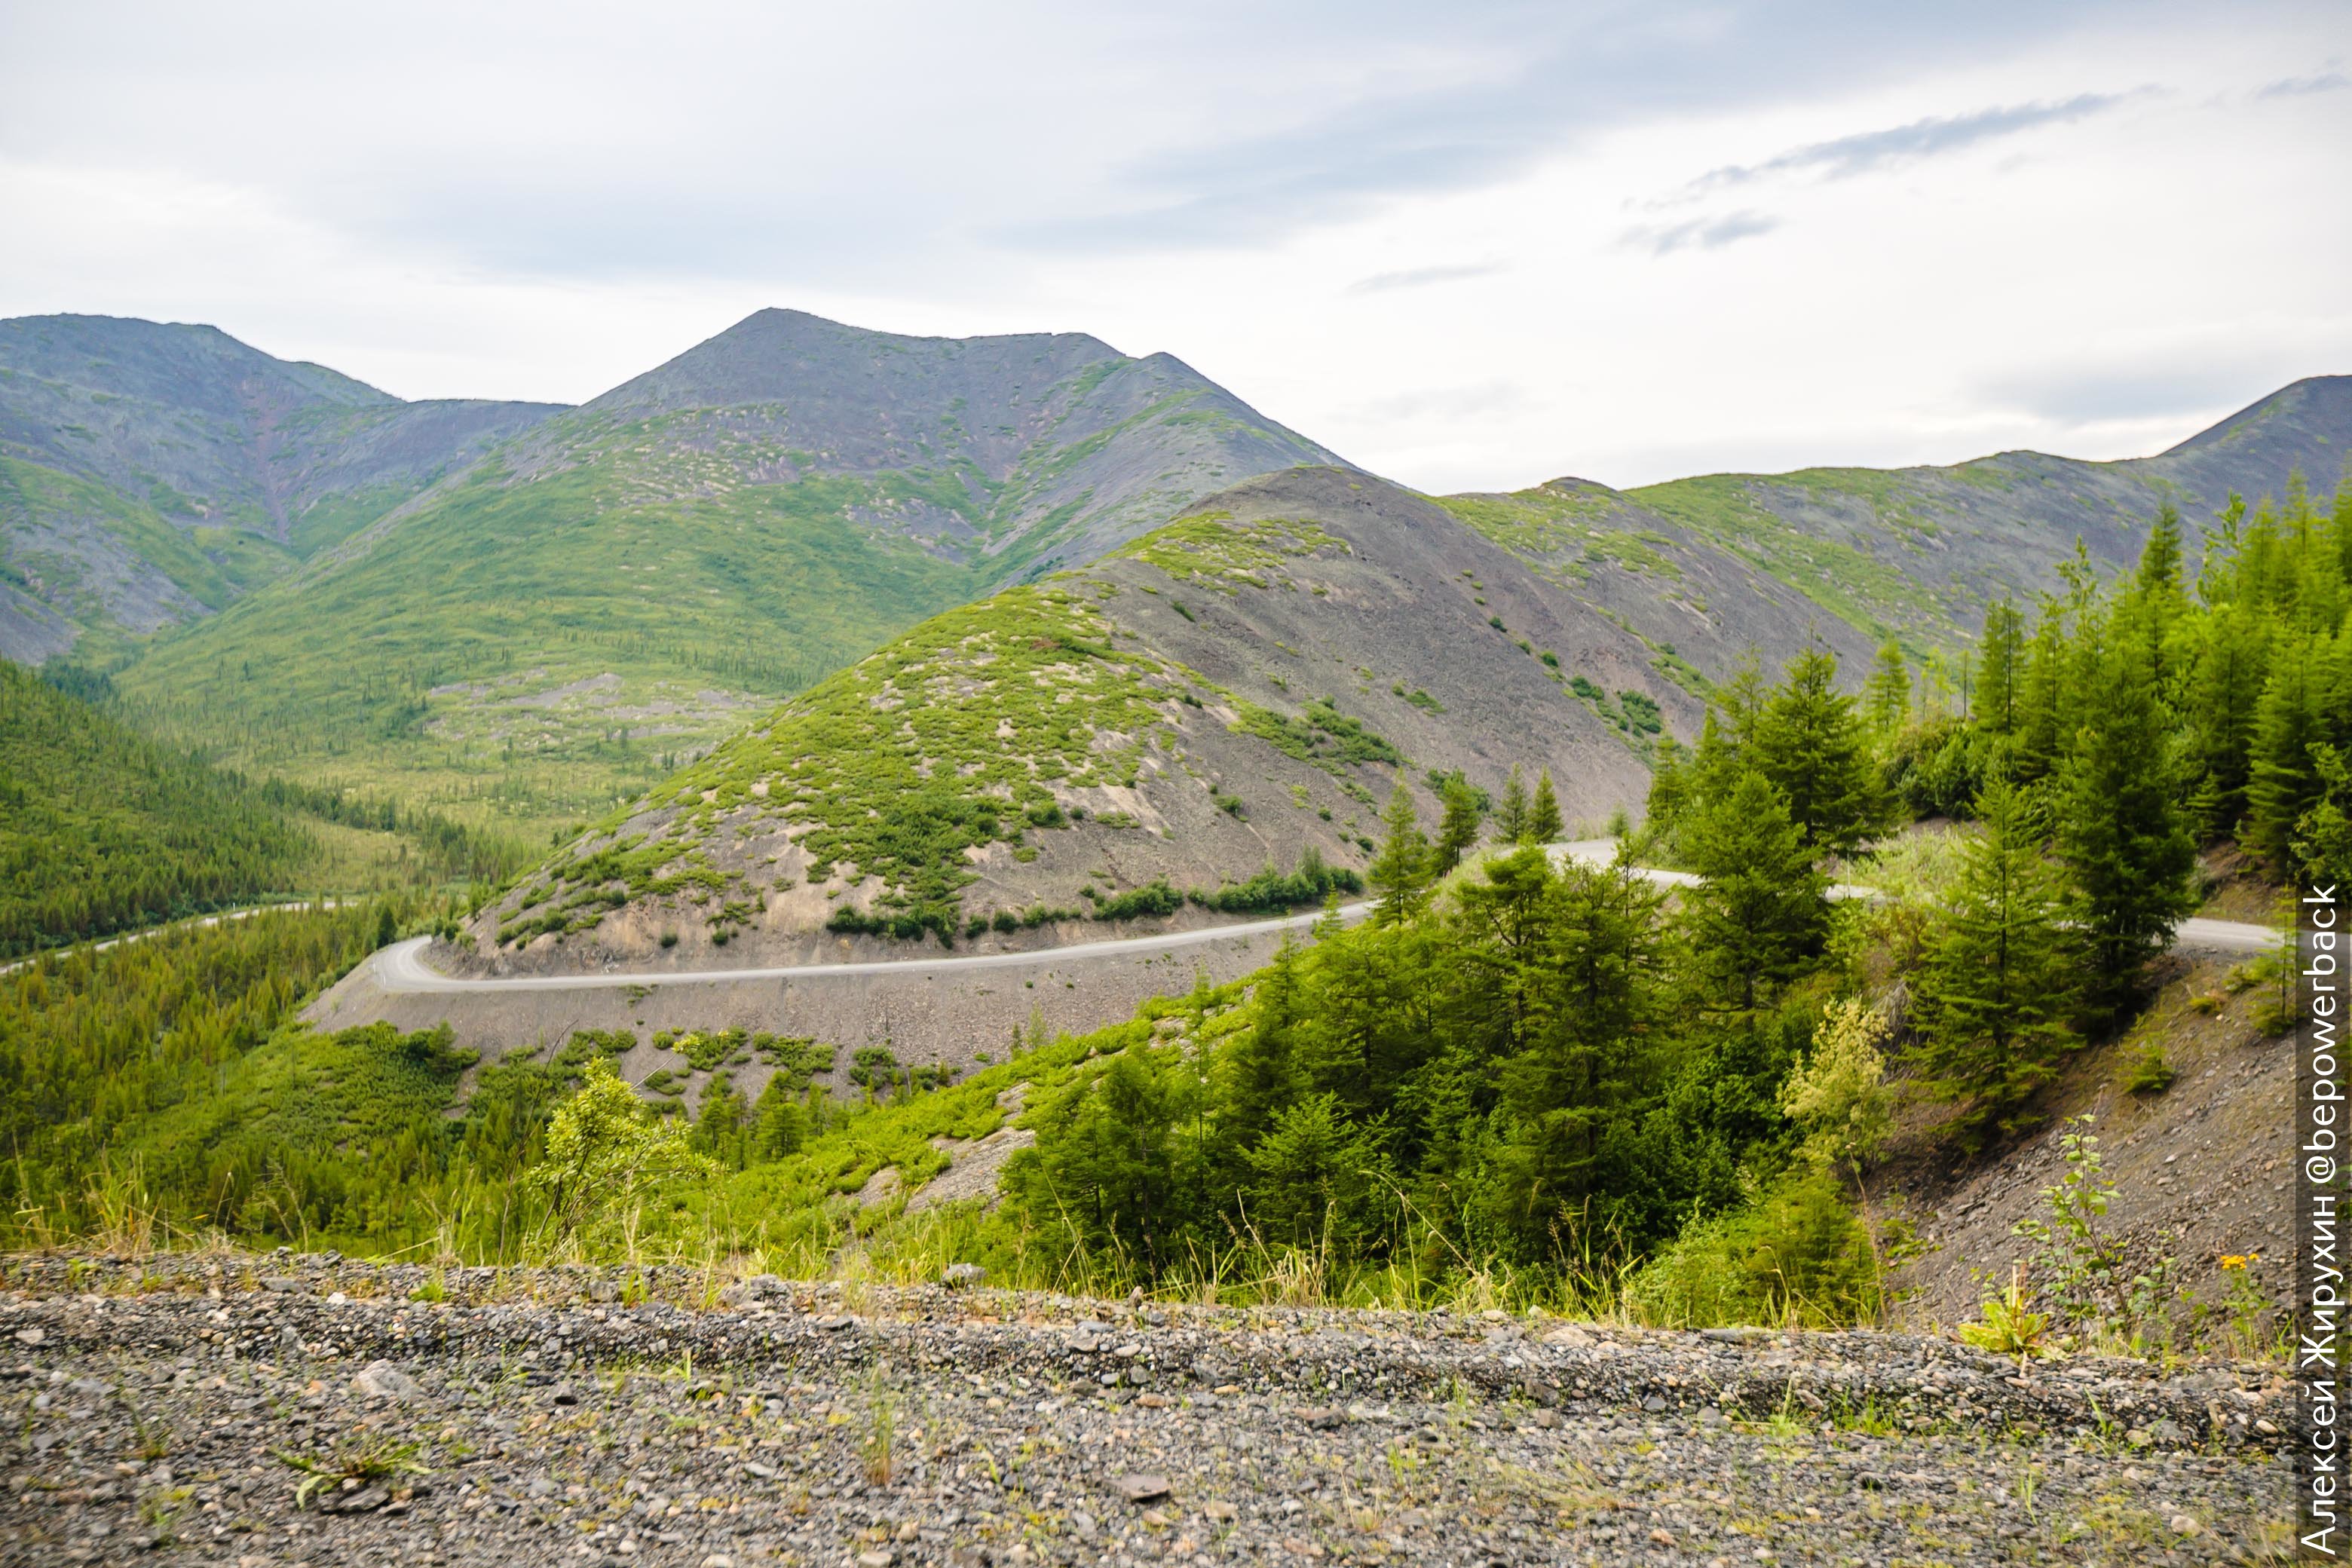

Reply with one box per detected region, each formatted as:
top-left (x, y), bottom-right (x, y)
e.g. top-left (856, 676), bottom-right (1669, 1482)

top-left (367, 841), bottom-right (2281, 995)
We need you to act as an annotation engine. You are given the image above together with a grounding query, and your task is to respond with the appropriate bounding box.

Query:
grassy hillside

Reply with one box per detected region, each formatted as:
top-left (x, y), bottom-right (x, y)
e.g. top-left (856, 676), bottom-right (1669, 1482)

top-left (118, 458), bottom-right (983, 837)
top-left (0, 314), bottom-right (559, 659)
top-left (0, 661), bottom-right (318, 958)
top-left (112, 310), bottom-right (1351, 837)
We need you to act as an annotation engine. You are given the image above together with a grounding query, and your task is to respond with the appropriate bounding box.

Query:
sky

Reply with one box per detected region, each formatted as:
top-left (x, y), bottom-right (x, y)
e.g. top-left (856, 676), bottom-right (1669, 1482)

top-left (2, 0), bottom-right (2347, 492)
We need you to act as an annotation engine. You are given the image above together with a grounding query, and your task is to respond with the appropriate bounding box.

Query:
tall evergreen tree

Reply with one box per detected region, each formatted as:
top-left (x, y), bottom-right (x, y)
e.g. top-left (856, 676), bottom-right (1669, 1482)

top-left (1527, 768), bottom-right (1564, 844)
top-left (1752, 646), bottom-right (1888, 856)
top-left (2056, 633), bottom-right (2199, 1015)
top-left (1864, 640), bottom-right (1911, 737)
top-left (1912, 779), bottom-right (2077, 1137)
top-left (1495, 765), bottom-right (1530, 845)
top-left (1643, 732), bottom-right (1691, 843)
top-left (2014, 601), bottom-right (2071, 782)
top-left (2246, 632), bottom-right (2338, 873)
top-left (1975, 600), bottom-right (2024, 737)
top-left (1368, 779), bottom-right (1432, 924)
top-left (1432, 775), bottom-right (1484, 874)
top-left (2181, 601), bottom-right (2274, 839)
top-left (1681, 771), bottom-right (1828, 1012)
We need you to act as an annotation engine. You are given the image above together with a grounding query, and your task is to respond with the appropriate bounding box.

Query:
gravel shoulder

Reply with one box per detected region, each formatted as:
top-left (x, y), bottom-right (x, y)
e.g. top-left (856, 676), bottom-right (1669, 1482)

top-left (1, 1254), bottom-right (2291, 1567)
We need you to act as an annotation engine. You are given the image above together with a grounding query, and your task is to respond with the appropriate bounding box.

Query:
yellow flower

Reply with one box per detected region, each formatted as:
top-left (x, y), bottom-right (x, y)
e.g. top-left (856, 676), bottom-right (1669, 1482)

top-left (2219, 1254), bottom-right (2251, 1272)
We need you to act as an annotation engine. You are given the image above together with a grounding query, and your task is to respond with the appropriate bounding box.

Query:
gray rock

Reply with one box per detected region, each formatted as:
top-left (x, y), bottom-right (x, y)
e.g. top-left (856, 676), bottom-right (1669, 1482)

top-left (1113, 1472), bottom-right (1171, 1503)
top-left (940, 1263), bottom-right (988, 1289)
top-left (351, 1360), bottom-right (421, 1401)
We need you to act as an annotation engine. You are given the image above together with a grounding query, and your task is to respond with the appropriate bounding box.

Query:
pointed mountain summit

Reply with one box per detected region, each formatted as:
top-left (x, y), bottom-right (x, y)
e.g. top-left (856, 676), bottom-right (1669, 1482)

top-left (112, 310), bottom-right (1355, 831)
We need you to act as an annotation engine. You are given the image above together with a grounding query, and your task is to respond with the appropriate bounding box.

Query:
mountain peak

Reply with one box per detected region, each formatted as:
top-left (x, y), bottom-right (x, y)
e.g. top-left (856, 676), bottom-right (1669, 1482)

top-left (587, 308), bottom-right (1126, 417)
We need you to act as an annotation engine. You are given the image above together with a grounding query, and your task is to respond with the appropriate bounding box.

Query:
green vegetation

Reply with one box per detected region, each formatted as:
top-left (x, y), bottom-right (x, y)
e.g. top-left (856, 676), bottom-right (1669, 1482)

top-left (0, 902), bottom-right (439, 1245)
top-left (0, 457), bottom-right (243, 658)
top-left (1230, 696), bottom-right (1403, 776)
top-left (0, 662), bottom-right (314, 958)
top-left (1434, 484), bottom-right (1683, 586)
top-left (1628, 471), bottom-right (1961, 642)
top-left (530, 583), bottom-right (1183, 944)
top-left (116, 452), bottom-right (985, 840)
top-left (1110, 512), bottom-right (1346, 591)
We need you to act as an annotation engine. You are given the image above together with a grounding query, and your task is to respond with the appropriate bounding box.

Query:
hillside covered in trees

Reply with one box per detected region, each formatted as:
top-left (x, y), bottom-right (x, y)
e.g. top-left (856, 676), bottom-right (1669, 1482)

top-left (0, 662), bottom-right (317, 959)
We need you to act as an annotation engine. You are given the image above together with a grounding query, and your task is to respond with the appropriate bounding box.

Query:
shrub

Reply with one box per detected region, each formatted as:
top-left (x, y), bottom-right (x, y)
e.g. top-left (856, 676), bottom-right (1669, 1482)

top-left (1626, 1172), bottom-right (1880, 1328)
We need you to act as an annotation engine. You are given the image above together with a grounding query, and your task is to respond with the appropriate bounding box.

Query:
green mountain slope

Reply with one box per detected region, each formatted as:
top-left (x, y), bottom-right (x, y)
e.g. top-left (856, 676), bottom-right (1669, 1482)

top-left (0, 314), bottom-right (561, 660)
top-left (114, 310), bottom-right (1351, 835)
top-left (1445, 377), bottom-right (2352, 668)
top-left (0, 661), bottom-right (317, 958)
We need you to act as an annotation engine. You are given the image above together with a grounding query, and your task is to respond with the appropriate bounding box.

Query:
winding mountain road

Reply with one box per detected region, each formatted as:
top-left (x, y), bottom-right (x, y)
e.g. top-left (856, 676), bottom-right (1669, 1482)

top-left (366, 841), bottom-right (2281, 995)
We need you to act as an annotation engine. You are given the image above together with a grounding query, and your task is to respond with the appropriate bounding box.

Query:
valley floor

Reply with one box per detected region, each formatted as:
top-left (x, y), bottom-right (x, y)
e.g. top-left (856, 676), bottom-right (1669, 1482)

top-left (2, 1255), bottom-right (2289, 1567)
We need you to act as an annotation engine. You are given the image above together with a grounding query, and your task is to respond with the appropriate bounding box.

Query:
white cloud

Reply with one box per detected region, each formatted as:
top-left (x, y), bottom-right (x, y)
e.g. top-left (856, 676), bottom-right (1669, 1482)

top-left (0, 1), bottom-right (2346, 492)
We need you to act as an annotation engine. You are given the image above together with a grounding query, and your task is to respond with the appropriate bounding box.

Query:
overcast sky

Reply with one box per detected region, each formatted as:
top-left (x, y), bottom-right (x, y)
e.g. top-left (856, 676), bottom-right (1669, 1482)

top-left (2, 1), bottom-right (2347, 492)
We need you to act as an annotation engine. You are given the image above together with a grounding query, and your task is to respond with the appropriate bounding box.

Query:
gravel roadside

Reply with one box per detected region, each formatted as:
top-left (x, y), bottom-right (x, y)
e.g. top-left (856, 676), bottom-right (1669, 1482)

top-left (1, 1254), bottom-right (2290, 1566)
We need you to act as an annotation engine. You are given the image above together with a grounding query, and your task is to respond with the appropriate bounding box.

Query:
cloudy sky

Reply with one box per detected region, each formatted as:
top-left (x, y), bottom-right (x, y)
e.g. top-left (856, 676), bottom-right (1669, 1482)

top-left (3, 0), bottom-right (2347, 491)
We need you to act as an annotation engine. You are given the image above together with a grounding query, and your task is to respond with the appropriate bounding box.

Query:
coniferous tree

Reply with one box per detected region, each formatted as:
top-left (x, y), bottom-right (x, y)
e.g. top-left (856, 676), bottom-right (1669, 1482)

top-left (751, 1076), bottom-right (809, 1159)
top-left (2245, 633), bottom-right (2341, 873)
top-left (1913, 779), bottom-right (2077, 1136)
top-left (1752, 646), bottom-right (1888, 856)
top-left (2182, 601), bottom-right (2274, 838)
top-left (1217, 939), bottom-right (1304, 1156)
top-left (2056, 632), bottom-right (2199, 1015)
top-left (1432, 775), bottom-right (1484, 874)
top-left (1975, 600), bottom-right (2024, 737)
top-left (1681, 771), bottom-right (1827, 1011)
top-left (2014, 601), bottom-right (2071, 782)
top-left (1368, 779), bottom-right (1432, 924)
top-left (1527, 768), bottom-right (1564, 844)
top-left (1864, 640), bottom-right (1911, 737)
top-left (1643, 733), bottom-right (1691, 844)
top-left (2121, 504), bottom-right (2194, 703)
top-left (1495, 765), bottom-right (1530, 844)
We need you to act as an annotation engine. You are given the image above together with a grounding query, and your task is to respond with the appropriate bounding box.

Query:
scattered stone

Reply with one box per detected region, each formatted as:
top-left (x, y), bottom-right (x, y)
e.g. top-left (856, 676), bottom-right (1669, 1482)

top-left (350, 1360), bottom-right (421, 1401)
top-left (0, 1251), bottom-right (2289, 1568)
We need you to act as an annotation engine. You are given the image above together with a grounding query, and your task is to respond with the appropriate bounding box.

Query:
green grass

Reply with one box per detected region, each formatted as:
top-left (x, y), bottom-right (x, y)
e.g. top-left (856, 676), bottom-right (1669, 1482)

top-left (1434, 485), bottom-right (1684, 586)
top-left (1110, 511), bottom-right (1347, 592)
top-left (1230, 696), bottom-right (1403, 776)
top-left (1627, 472), bottom-right (1961, 642)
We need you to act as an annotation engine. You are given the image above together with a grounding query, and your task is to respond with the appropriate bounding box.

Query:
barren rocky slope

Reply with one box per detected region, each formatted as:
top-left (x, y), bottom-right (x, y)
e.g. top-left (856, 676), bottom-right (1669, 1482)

top-left (1, 1254), bottom-right (2289, 1566)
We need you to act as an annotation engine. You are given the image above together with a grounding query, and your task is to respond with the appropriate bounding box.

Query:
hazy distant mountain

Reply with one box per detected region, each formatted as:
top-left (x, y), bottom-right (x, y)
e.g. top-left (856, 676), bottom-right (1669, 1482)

top-left (0, 314), bottom-right (560, 661)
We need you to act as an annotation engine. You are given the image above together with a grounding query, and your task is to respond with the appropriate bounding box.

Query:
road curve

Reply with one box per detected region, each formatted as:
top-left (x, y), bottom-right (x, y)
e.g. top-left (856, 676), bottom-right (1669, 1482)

top-left (367, 841), bottom-right (2281, 995)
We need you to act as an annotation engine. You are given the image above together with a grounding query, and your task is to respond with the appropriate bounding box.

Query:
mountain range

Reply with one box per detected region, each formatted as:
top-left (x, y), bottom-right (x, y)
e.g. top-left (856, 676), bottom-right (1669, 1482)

top-left (2, 308), bottom-right (2346, 948)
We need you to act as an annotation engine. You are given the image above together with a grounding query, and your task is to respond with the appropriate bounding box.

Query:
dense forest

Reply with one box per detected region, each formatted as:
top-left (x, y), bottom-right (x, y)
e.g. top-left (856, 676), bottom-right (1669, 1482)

top-left (4, 477), bottom-right (2343, 1341)
top-left (0, 662), bottom-right (317, 959)
top-left (0, 664), bottom-right (538, 962)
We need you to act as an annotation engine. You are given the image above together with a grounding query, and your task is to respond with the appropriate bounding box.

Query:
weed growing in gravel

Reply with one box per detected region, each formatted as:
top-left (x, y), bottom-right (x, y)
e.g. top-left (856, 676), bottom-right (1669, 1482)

top-left (272, 1436), bottom-right (433, 1508)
